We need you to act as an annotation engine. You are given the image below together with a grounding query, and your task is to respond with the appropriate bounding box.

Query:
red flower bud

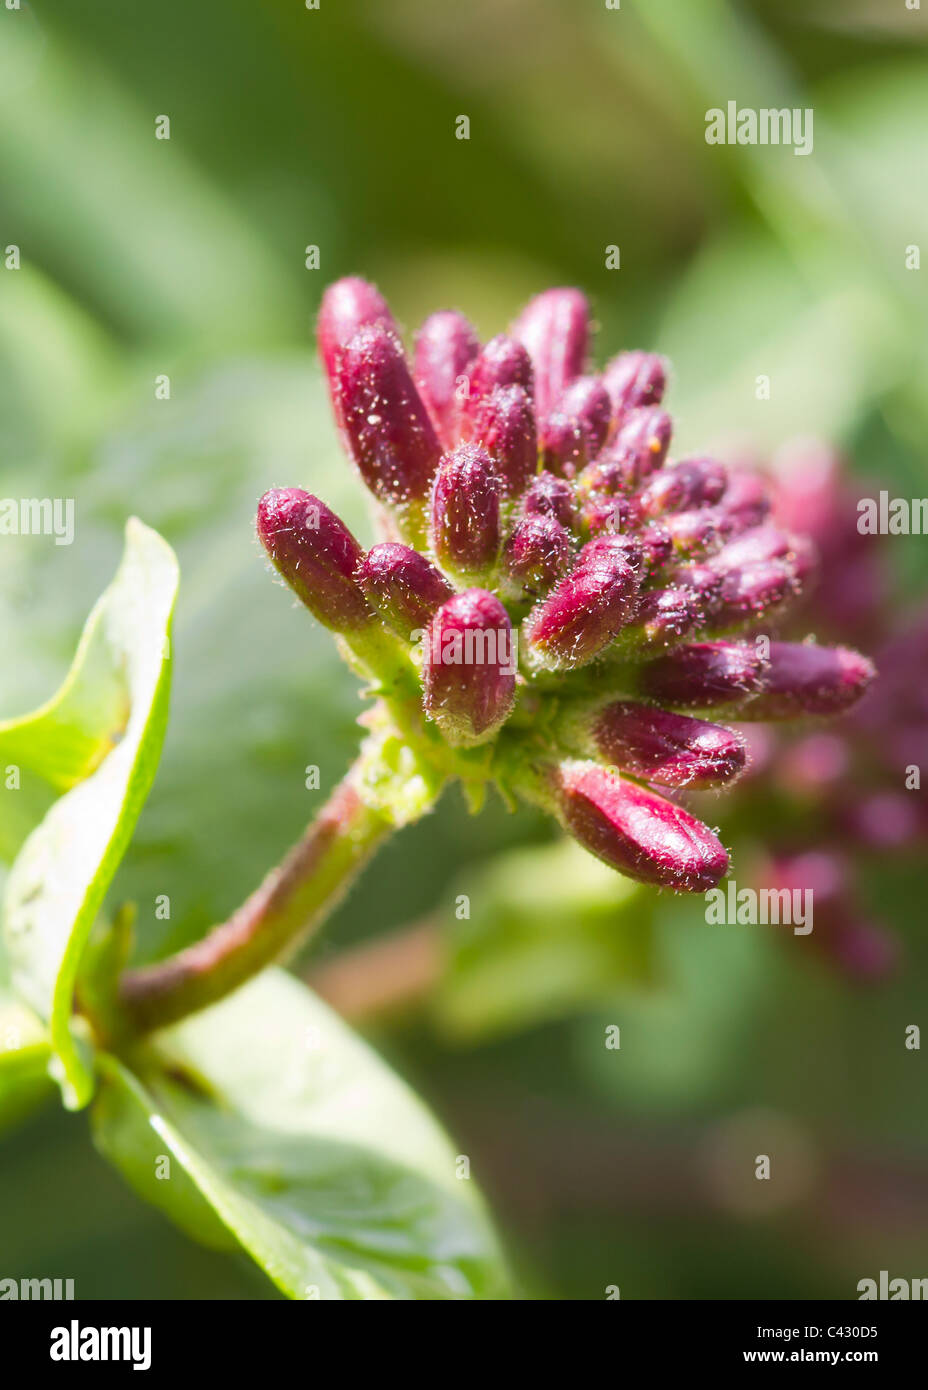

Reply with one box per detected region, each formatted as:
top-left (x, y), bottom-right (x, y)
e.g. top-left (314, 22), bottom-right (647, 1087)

top-left (463, 334), bottom-right (534, 416)
top-left (429, 444), bottom-right (501, 580)
top-left (558, 375), bottom-right (612, 457)
top-left (512, 288), bottom-right (589, 419)
top-left (539, 411), bottom-right (588, 478)
top-left (737, 641), bottom-right (875, 720)
top-left (317, 277), bottom-right (396, 422)
top-left (469, 385), bottom-right (538, 497)
top-left (706, 559), bottom-right (799, 630)
top-left (602, 350), bottom-right (667, 424)
top-left (336, 324), bottom-right (442, 504)
top-left (577, 448), bottom-right (639, 498)
top-left (718, 468), bottom-right (771, 532)
top-left (639, 457), bottom-right (728, 517)
top-left (638, 641), bottom-right (769, 710)
top-left (579, 493), bottom-right (644, 539)
top-left (631, 585), bottom-right (701, 647)
top-left (550, 760), bottom-right (728, 891)
top-left (587, 700), bottom-right (747, 789)
top-left (502, 513), bottom-right (571, 598)
top-left (257, 488), bottom-right (373, 632)
top-left (413, 309), bottom-right (480, 448)
top-left (663, 506), bottom-right (735, 558)
top-left (423, 589), bottom-right (515, 745)
top-left (522, 470), bottom-right (577, 528)
top-left (357, 542), bottom-right (453, 635)
top-left (523, 535), bottom-right (640, 670)
top-left (610, 407), bottom-right (673, 484)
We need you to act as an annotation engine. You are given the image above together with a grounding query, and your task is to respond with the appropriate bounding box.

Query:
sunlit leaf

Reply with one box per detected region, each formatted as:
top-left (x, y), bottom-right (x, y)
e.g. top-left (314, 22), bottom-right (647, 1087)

top-left (92, 970), bottom-right (510, 1300)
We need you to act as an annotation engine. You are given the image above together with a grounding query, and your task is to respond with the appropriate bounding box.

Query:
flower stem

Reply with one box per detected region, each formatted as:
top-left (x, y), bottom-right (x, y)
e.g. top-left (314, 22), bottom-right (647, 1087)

top-left (116, 770), bottom-right (397, 1037)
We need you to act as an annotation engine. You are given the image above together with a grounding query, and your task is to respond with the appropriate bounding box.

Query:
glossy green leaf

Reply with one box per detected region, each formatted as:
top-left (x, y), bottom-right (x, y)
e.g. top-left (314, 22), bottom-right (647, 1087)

top-left (92, 970), bottom-right (509, 1300)
top-left (433, 839), bottom-right (658, 1042)
top-left (1, 519), bottom-right (179, 1110)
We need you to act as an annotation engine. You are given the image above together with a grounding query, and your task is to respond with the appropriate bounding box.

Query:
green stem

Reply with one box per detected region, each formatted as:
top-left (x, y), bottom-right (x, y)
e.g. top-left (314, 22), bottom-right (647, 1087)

top-left (116, 769), bottom-right (396, 1037)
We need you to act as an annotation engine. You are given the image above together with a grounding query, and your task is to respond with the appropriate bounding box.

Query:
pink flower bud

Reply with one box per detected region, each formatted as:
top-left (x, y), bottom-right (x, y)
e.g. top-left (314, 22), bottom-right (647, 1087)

top-left (718, 468), bottom-right (771, 532)
top-left (551, 760), bottom-right (728, 891)
top-left (522, 470), bottom-right (576, 528)
top-left (738, 641), bottom-right (875, 720)
top-left (631, 586), bottom-right (701, 647)
top-left (502, 513), bottom-right (571, 598)
top-left (523, 535), bottom-right (640, 670)
top-left (602, 351), bottom-right (667, 424)
top-left (317, 277), bottom-right (396, 422)
top-left (470, 385), bottom-right (538, 497)
top-left (429, 444), bottom-right (501, 580)
top-left (579, 493), bottom-right (644, 539)
top-left (637, 521), bottom-right (674, 574)
top-left (588, 700), bottom-right (747, 789)
top-left (257, 488), bottom-right (373, 632)
top-left (463, 334), bottom-right (534, 415)
top-left (610, 407), bottom-right (673, 484)
top-left (413, 310), bottom-right (480, 448)
top-left (638, 641), bottom-right (769, 710)
top-left (639, 457), bottom-right (728, 517)
top-left (511, 288), bottom-right (589, 419)
top-left (357, 542), bottom-right (453, 635)
top-left (663, 506), bottom-right (735, 558)
top-left (336, 324), bottom-right (442, 503)
top-left (706, 559), bottom-right (799, 630)
top-left (539, 410), bottom-right (588, 478)
top-left (558, 375), bottom-right (612, 456)
top-left (423, 589), bottom-right (515, 745)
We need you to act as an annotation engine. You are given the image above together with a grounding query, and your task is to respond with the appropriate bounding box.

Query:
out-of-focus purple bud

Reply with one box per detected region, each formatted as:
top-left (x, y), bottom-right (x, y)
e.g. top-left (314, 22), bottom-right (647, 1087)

top-left (511, 288), bottom-right (590, 419)
top-left (429, 444), bottom-right (501, 580)
top-left (840, 791), bottom-right (922, 852)
top-left (602, 351), bottom-right (667, 424)
top-left (502, 513), bottom-right (571, 598)
top-left (579, 492), bottom-right (643, 538)
top-left (423, 589), bottom-right (515, 746)
top-left (638, 641), bottom-right (769, 711)
top-left (549, 760), bottom-right (728, 891)
top-left (523, 536), bottom-right (640, 670)
top-left (336, 324), bottom-right (442, 503)
top-left (558, 375), bottom-right (612, 457)
top-left (413, 310), bottom-right (480, 448)
top-left (706, 559), bottom-right (799, 630)
top-left (583, 700), bottom-right (747, 790)
top-left (611, 407), bottom-right (673, 484)
top-left (631, 586), bottom-right (701, 647)
top-left (469, 385), bottom-right (537, 498)
top-left (539, 411), bottom-right (587, 478)
top-left (663, 506), bottom-right (735, 558)
top-left (317, 278), bottom-right (396, 422)
top-left (257, 488), bottom-right (373, 632)
top-left (737, 641), bottom-right (875, 720)
top-left (357, 542), bottom-right (453, 635)
top-left (522, 471), bottom-right (576, 528)
top-left (463, 334), bottom-right (534, 415)
top-left (824, 920), bottom-right (899, 983)
top-left (639, 457), bottom-right (728, 517)
top-left (718, 467), bottom-right (771, 533)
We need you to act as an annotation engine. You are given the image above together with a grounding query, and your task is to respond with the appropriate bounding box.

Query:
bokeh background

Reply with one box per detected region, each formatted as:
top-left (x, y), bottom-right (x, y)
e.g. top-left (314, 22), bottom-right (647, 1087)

top-left (1, 0), bottom-right (926, 1298)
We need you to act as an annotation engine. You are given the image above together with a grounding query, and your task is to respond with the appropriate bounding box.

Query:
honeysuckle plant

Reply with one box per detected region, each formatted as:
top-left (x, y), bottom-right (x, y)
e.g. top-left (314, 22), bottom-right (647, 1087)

top-left (0, 278), bottom-right (876, 1301)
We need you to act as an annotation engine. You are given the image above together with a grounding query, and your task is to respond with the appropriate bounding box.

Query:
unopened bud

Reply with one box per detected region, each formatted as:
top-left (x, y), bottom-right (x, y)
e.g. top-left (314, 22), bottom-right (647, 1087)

top-left (610, 407), bottom-right (672, 483)
top-left (558, 375), bottom-right (612, 457)
top-left (317, 277), bottom-right (396, 423)
top-left (336, 324), bottom-right (442, 503)
top-left (572, 700), bottom-right (747, 790)
top-left (512, 288), bottom-right (589, 419)
top-left (429, 444), bottom-right (501, 581)
top-left (257, 488), bottom-right (373, 632)
top-left (638, 640), bottom-right (769, 711)
top-left (470, 385), bottom-right (538, 497)
top-left (523, 535), bottom-right (640, 670)
top-left (639, 457), bottom-right (728, 517)
top-left (357, 542), bottom-right (453, 635)
top-left (522, 470), bottom-right (576, 528)
top-left (548, 760), bottom-right (728, 891)
top-left (736, 641), bottom-right (875, 720)
top-left (502, 513), bottom-right (571, 599)
top-left (423, 589), bottom-right (515, 745)
top-left (602, 351), bottom-right (666, 424)
top-left (413, 310), bottom-right (480, 448)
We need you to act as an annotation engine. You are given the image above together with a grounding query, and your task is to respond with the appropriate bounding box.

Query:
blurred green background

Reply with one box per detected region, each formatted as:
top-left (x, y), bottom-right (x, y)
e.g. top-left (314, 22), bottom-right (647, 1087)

top-left (1, 0), bottom-right (926, 1298)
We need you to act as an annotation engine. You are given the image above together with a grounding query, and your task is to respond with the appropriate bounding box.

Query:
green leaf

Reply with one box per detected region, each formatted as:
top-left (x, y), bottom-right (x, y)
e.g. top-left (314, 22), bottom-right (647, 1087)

top-left (92, 970), bottom-right (509, 1300)
top-left (1, 519), bottom-right (179, 1109)
top-left (433, 839), bottom-right (658, 1042)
